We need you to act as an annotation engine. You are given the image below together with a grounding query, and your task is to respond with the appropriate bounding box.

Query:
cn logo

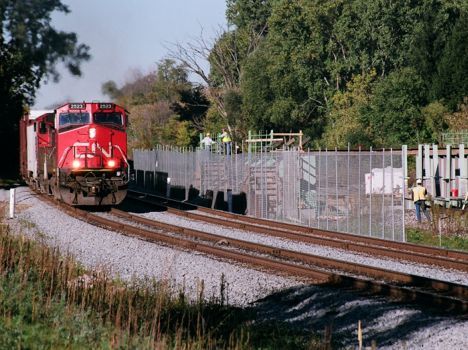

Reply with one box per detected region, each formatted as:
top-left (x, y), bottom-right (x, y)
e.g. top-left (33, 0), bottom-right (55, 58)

top-left (92, 142), bottom-right (112, 157)
top-left (73, 141), bottom-right (112, 157)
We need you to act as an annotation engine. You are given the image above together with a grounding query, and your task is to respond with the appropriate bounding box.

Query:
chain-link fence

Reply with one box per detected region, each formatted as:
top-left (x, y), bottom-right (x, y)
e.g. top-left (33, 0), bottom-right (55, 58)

top-left (134, 146), bottom-right (405, 241)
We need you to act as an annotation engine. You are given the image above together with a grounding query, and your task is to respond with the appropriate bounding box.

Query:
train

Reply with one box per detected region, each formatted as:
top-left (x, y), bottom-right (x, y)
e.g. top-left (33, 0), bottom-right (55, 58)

top-left (20, 102), bottom-right (129, 205)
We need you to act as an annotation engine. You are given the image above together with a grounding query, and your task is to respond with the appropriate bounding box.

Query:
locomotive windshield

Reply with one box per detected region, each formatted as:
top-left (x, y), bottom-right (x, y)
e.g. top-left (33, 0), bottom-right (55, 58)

top-left (59, 112), bottom-right (90, 130)
top-left (94, 112), bottom-right (123, 127)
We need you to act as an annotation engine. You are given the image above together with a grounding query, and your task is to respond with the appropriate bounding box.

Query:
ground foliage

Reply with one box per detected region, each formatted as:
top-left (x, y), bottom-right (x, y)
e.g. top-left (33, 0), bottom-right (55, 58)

top-left (0, 213), bottom-right (327, 349)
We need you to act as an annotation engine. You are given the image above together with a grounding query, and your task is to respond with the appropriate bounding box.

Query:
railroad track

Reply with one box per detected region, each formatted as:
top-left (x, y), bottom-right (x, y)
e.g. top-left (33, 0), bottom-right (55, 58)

top-left (127, 189), bottom-right (468, 273)
top-left (35, 191), bottom-right (468, 313)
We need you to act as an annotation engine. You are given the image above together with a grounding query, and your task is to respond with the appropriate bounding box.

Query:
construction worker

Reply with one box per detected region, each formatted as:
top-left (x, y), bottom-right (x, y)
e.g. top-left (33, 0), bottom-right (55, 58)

top-left (412, 179), bottom-right (431, 223)
top-left (221, 128), bottom-right (232, 155)
top-left (201, 132), bottom-right (214, 150)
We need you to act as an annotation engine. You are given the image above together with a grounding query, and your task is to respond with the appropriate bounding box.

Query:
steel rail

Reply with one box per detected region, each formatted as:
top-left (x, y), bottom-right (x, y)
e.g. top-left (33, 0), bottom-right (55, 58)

top-left (127, 190), bottom-right (468, 272)
top-left (111, 208), bottom-right (468, 300)
top-left (34, 192), bottom-right (468, 312)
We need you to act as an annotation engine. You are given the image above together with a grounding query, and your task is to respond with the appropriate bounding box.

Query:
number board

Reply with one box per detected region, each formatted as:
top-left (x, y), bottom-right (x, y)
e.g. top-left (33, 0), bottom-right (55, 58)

top-left (69, 103), bottom-right (85, 109)
top-left (99, 103), bottom-right (113, 109)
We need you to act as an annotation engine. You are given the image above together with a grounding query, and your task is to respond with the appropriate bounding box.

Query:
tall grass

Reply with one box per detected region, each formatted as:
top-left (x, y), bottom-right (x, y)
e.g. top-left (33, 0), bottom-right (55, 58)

top-left (0, 205), bottom-right (326, 349)
top-left (407, 205), bottom-right (468, 251)
top-left (0, 224), bottom-right (244, 348)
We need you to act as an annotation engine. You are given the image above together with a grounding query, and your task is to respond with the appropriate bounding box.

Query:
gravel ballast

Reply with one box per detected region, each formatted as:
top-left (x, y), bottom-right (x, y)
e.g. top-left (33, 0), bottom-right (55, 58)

top-left (134, 210), bottom-right (468, 285)
top-left (1, 187), bottom-right (467, 349)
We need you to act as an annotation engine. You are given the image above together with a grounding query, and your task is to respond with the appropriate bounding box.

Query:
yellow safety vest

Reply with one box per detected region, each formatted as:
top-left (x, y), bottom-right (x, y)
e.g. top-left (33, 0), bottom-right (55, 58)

top-left (222, 134), bottom-right (231, 142)
top-left (412, 186), bottom-right (427, 202)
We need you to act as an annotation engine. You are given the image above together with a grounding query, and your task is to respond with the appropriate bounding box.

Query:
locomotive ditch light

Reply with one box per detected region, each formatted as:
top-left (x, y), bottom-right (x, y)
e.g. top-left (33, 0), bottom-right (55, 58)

top-left (89, 127), bottom-right (96, 139)
top-left (72, 159), bottom-right (82, 169)
top-left (107, 159), bottom-right (116, 168)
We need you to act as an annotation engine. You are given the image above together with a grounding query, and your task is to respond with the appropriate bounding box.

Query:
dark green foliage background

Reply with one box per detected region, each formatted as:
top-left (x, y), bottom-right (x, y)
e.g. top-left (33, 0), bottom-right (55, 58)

top-left (226, 0), bottom-right (468, 147)
top-left (0, 0), bottom-right (90, 178)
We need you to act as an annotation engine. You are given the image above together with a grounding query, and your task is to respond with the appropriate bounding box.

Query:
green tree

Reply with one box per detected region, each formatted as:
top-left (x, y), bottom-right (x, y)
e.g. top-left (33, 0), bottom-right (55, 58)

top-left (238, 0), bottom-right (468, 146)
top-left (226, 0), bottom-right (271, 32)
top-left (360, 68), bottom-right (428, 147)
top-left (170, 1), bottom-right (269, 139)
top-left (153, 59), bottom-right (189, 102)
top-left (0, 0), bottom-right (90, 177)
top-left (241, 0), bottom-right (336, 137)
top-left (321, 70), bottom-right (376, 149)
top-left (445, 98), bottom-right (468, 133)
top-left (420, 101), bottom-right (449, 143)
top-left (160, 117), bottom-right (197, 147)
top-left (240, 42), bottom-right (274, 131)
top-left (430, 11), bottom-right (468, 109)
top-left (127, 102), bottom-right (173, 150)
top-left (171, 86), bottom-right (209, 123)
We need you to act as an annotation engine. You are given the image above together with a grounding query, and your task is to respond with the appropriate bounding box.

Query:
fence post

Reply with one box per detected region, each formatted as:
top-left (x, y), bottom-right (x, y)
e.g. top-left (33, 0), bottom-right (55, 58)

top-left (185, 148), bottom-right (189, 201)
top-left (369, 146), bottom-right (373, 236)
top-left (308, 149), bottom-right (311, 227)
top-left (416, 144), bottom-right (423, 181)
top-left (445, 144), bottom-right (452, 198)
top-left (347, 143), bottom-right (350, 233)
top-left (382, 148), bottom-right (385, 239)
top-left (318, 148), bottom-right (321, 229)
top-left (227, 189), bottom-right (233, 213)
top-left (358, 146), bottom-right (361, 235)
top-left (391, 148), bottom-right (395, 241)
top-left (166, 177), bottom-right (171, 198)
top-left (402, 145), bottom-right (407, 242)
top-left (9, 188), bottom-right (15, 219)
top-left (297, 150), bottom-right (301, 224)
top-left (325, 148), bottom-right (329, 230)
top-left (335, 147), bottom-right (339, 231)
top-left (460, 144), bottom-right (467, 200)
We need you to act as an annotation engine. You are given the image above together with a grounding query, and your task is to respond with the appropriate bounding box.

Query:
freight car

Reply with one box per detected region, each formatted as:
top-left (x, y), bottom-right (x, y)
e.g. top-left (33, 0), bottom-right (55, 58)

top-left (20, 102), bottom-right (129, 205)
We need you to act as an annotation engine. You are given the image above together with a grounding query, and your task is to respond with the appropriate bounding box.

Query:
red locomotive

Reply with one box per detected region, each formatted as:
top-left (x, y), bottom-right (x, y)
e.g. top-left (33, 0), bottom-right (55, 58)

top-left (20, 102), bottom-right (129, 205)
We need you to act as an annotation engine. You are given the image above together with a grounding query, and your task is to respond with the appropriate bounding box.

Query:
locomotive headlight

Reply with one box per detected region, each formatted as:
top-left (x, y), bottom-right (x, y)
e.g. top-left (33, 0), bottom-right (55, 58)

top-left (89, 127), bottom-right (96, 139)
top-left (107, 159), bottom-right (116, 168)
top-left (72, 159), bottom-right (81, 168)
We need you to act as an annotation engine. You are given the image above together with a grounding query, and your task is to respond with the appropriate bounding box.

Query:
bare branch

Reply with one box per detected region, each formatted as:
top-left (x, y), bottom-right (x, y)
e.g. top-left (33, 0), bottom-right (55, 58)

top-left (166, 25), bottom-right (265, 130)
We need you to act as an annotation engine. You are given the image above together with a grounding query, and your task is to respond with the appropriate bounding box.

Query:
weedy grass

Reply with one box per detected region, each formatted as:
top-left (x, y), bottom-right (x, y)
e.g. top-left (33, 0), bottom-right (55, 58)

top-left (407, 205), bottom-right (468, 251)
top-left (0, 212), bottom-right (327, 349)
top-left (406, 227), bottom-right (468, 251)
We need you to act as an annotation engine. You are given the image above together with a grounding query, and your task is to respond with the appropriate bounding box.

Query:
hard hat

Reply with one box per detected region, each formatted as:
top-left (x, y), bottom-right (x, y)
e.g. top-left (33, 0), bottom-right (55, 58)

top-left (416, 179), bottom-right (422, 184)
